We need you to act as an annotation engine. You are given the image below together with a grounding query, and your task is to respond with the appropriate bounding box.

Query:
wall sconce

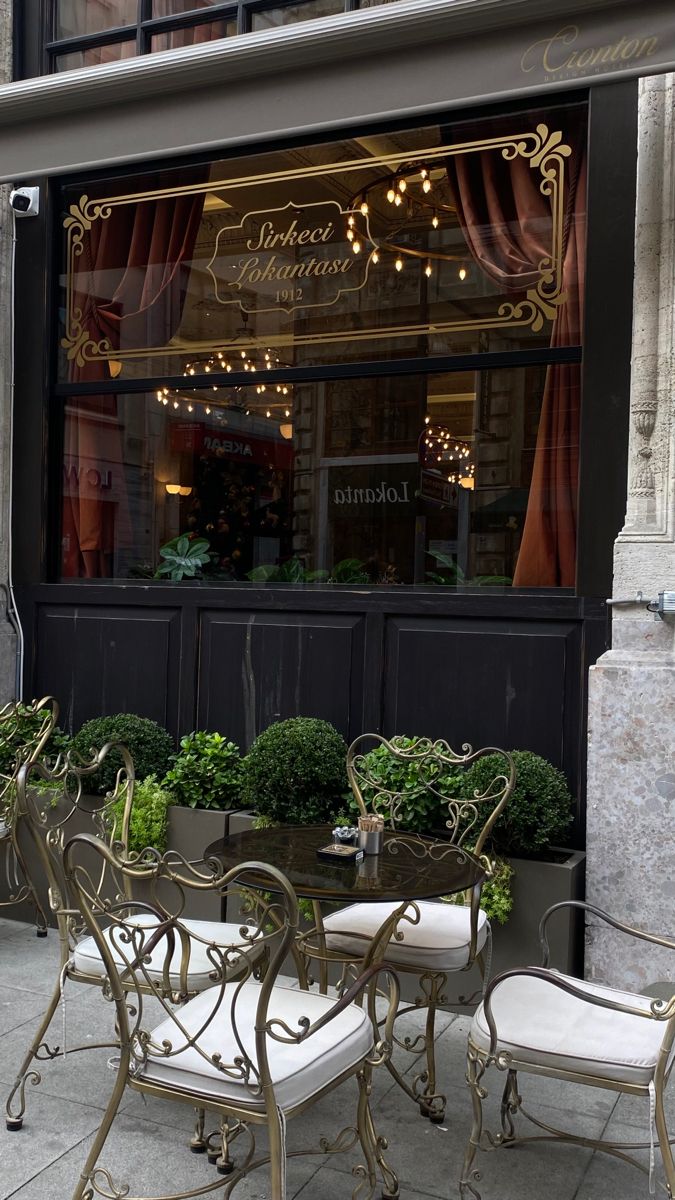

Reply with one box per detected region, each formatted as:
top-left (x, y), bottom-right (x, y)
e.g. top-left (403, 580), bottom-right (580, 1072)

top-left (165, 484), bottom-right (192, 496)
top-left (279, 423), bottom-right (293, 441)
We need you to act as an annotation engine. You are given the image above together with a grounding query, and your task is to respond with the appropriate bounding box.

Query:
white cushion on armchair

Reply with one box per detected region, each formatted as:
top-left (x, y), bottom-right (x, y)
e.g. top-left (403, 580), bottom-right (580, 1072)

top-left (322, 900), bottom-right (488, 971)
top-left (470, 971), bottom-right (675, 1086)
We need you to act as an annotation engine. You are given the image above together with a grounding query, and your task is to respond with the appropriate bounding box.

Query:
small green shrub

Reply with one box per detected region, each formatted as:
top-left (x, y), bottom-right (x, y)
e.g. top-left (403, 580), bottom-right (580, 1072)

top-left (164, 731), bottom-right (243, 810)
top-left (71, 714), bottom-right (174, 797)
top-left (460, 750), bottom-right (573, 857)
top-left (346, 736), bottom-right (461, 833)
top-left (242, 717), bottom-right (348, 825)
top-left (113, 774), bottom-right (172, 855)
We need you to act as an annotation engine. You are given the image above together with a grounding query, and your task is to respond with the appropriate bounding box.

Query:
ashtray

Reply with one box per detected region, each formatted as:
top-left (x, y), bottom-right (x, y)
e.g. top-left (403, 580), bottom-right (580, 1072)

top-left (316, 843), bottom-right (365, 864)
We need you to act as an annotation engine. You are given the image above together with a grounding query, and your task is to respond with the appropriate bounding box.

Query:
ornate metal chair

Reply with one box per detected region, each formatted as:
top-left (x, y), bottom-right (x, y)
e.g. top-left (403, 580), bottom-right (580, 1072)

top-left (62, 829), bottom-right (401, 1200)
top-left (0, 696), bottom-right (59, 935)
top-left (461, 901), bottom-right (675, 1199)
top-left (5, 743), bottom-right (266, 1135)
top-left (307, 733), bottom-right (515, 1124)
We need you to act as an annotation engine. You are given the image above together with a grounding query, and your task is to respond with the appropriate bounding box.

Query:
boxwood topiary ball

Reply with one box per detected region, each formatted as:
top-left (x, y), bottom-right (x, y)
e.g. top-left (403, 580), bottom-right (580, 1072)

top-left (242, 717), bottom-right (348, 825)
top-left (71, 714), bottom-right (174, 797)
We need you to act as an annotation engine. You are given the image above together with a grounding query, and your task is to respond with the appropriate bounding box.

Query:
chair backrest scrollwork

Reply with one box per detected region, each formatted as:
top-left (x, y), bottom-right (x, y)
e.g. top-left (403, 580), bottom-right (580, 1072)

top-left (347, 733), bottom-right (515, 859)
top-left (16, 743), bottom-right (136, 958)
top-left (64, 831), bottom-right (300, 1106)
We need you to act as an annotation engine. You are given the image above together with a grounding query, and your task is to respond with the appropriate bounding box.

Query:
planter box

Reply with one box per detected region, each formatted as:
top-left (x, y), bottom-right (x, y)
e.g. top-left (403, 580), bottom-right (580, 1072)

top-left (441, 847), bottom-right (586, 1010)
top-left (494, 848), bottom-right (587, 976)
top-left (165, 805), bottom-right (230, 922)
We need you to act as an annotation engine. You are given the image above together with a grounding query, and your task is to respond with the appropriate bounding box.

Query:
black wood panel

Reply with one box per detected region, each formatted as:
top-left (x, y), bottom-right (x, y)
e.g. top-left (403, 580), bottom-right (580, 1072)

top-left (197, 610), bottom-right (366, 748)
top-left (382, 615), bottom-right (581, 786)
top-left (34, 605), bottom-right (182, 735)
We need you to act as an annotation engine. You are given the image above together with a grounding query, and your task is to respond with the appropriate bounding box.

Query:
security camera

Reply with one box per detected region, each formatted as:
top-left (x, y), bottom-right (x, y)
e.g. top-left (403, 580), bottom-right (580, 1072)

top-left (9, 186), bottom-right (40, 217)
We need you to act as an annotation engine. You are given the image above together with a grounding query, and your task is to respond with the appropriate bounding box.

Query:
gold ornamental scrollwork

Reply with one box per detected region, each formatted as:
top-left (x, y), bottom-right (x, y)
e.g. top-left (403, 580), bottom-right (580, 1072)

top-left (61, 123), bottom-right (572, 367)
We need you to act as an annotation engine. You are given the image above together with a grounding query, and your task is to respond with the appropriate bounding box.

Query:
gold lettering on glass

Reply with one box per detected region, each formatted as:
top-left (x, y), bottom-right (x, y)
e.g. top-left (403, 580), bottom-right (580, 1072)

top-left (206, 200), bottom-right (372, 315)
top-left (61, 126), bottom-right (571, 368)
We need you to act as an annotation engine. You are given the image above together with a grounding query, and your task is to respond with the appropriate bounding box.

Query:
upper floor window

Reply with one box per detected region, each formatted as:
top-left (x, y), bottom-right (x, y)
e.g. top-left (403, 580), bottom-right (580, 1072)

top-left (40, 0), bottom-right (403, 73)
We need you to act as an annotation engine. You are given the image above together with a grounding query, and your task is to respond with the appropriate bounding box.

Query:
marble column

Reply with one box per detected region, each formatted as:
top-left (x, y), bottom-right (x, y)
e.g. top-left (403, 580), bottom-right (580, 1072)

top-left (585, 73), bottom-right (675, 990)
top-left (0, 0), bottom-right (18, 703)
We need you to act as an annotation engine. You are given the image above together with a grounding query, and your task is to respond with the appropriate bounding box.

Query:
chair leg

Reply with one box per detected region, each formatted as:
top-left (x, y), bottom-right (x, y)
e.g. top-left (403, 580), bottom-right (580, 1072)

top-left (417, 976), bottom-right (447, 1123)
top-left (70, 1044), bottom-right (130, 1200)
top-left (460, 1045), bottom-right (487, 1200)
top-left (11, 833), bottom-right (49, 936)
top-left (189, 1106), bottom-right (207, 1153)
top-left (214, 1116), bottom-right (236, 1175)
top-left (5, 979), bottom-right (62, 1129)
top-left (354, 1068), bottom-right (379, 1200)
top-left (655, 1082), bottom-right (675, 1198)
top-left (364, 1080), bottom-right (399, 1199)
top-left (500, 1069), bottom-right (521, 1144)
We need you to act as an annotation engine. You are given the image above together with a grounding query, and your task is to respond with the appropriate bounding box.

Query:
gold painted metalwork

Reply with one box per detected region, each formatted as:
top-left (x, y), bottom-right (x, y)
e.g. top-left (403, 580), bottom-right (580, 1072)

top-left (61, 124), bottom-right (570, 367)
top-left (298, 735), bottom-right (515, 1125)
top-left (460, 901), bottom-right (675, 1198)
top-left (61, 830), bottom-right (401, 1200)
top-left (0, 696), bottom-right (58, 935)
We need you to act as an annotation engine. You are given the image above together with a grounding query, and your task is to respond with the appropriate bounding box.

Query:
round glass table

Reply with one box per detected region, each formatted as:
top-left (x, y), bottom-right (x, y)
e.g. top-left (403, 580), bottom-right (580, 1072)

top-left (205, 822), bottom-right (485, 903)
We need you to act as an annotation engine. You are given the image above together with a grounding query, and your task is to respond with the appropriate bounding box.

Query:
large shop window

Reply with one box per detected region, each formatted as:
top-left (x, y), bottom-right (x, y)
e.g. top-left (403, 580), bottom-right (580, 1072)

top-left (56, 102), bottom-right (587, 587)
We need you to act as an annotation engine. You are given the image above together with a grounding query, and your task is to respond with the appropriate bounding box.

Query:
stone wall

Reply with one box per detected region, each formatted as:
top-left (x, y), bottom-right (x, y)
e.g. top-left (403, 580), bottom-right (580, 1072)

top-left (0, 0), bottom-right (17, 703)
top-left (585, 73), bottom-right (675, 990)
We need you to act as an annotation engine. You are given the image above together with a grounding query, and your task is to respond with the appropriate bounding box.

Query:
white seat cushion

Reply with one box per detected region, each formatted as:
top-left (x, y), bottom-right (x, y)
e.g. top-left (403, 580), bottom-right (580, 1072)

top-left (73, 916), bottom-right (260, 991)
top-left (322, 900), bottom-right (487, 971)
top-left (471, 971), bottom-right (675, 1086)
top-left (140, 979), bottom-right (373, 1111)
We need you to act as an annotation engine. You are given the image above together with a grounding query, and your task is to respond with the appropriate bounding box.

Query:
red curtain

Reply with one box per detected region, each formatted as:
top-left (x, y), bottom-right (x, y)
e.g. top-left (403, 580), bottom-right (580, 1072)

top-left (447, 121), bottom-right (586, 586)
top-left (63, 183), bottom-right (205, 578)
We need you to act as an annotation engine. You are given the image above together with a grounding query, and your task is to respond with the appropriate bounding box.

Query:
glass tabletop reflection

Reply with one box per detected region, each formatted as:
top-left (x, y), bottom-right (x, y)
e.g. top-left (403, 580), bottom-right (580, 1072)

top-left (205, 823), bottom-right (484, 902)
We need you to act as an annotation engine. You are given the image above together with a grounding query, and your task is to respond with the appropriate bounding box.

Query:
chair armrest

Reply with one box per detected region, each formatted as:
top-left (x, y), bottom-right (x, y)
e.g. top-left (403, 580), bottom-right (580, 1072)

top-left (539, 900), bottom-right (675, 968)
top-left (481, 966), bottom-right (675, 1058)
top-left (264, 961), bottom-right (400, 1055)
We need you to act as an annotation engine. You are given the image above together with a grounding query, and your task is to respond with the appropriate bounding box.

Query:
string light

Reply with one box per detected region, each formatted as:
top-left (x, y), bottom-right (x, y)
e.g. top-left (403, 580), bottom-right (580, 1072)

top-left (422, 177), bottom-right (432, 194)
top-left (425, 261), bottom-right (432, 278)
top-left (459, 266), bottom-right (467, 281)
top-left (395, 257), bottom-right (403, 272)
top-left (371, 250), bottom-right (379, 264)
top-left (386, 185), bottom-right (396, 203)
top-left (432, 213), bottom-right (439, 229)
top-left (352, 240), bottom-right (361, 254)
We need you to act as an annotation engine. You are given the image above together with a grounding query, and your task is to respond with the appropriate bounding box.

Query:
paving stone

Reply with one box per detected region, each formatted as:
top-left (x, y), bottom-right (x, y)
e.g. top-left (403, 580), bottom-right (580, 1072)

top-left (574, 1116), bottom-right (661, 1199)
top-left (0, 1084), bottom-right (103, 1196)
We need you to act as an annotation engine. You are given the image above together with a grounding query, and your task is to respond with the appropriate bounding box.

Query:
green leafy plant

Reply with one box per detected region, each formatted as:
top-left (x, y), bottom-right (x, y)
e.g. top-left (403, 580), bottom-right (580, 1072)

top-left (71, 714), bottom-right (174, 797)
top-left (113, 773), bottom-right (172, 856)
top-left (247, 557), bottom-right (369, 585)
top-left (460, 750), bottom-right (573, 857)
top-left (425, 552), bottom-right (511, 587)
top-left (155, 535), bottom-right (212, 581)
top-left (242, 717), bottom-right (348, 825)
top-left (345, 736), bottom-right (461, 834)
top-left (444, 856), bottom-right (513, 925)
top-left (0, 704), bottom-right (70, 777)
top-left (164, 731), bottom-right (243, 811)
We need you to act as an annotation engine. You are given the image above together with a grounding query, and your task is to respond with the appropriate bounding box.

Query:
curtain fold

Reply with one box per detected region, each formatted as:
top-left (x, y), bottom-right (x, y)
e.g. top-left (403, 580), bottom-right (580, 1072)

top-left (447, 117), bottom-right (586, 587)
top-left (63, 180), bottom-right (205, 578)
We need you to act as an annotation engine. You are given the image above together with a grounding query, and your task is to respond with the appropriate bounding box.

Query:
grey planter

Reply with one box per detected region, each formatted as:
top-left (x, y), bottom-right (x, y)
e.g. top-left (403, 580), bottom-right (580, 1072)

top-left (494, 848), bottom-right (587, 976)
top-left (165, 805), bottom-right (230, 922)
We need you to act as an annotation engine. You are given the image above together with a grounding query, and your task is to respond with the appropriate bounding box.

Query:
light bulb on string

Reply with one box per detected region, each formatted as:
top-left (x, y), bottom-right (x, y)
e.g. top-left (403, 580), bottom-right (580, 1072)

top-left (398, 178), bottom-right (407, 193)
top-left (394, 193), bottom-right (402, 207)
top-left (347, 214), bottom-right (355, 227)
top-left (205, 406), bottom-right (211, 415)
top-left (285, 408), bottom-right (290, 417)
top-left (371, 249), bottom-right (379, 264)
top-left (395, 257), bottom-right (403, 272)
top-left (459, 266), bottom-right (467, 282)
top-left (360, 200), bottom-right (368, 215)
top-left (352, 240), bottom-right (361, 254)
top-left (432, 213), bottom-right (439, 229)
top-left (347, 228), bottom-right (354, 241)
top-left (266, 410), bottom-right (271, 419)
top-left (173, 401), bottom-right (179, 410)
top-left (386, 184), bottom-right (396, 203)
top-left (422, 178), bottom-right (432, 194)
top-left (425, 261), bottom-right (432, 278)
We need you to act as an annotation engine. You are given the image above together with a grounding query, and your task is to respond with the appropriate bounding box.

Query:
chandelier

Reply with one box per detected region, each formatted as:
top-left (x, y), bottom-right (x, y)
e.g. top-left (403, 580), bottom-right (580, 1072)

top-left (156, 347), bottom-right (293, 425)
top-left (345, 162), bottom-right (468, 279)
top-left (420, 419), bottom-right (475, 488)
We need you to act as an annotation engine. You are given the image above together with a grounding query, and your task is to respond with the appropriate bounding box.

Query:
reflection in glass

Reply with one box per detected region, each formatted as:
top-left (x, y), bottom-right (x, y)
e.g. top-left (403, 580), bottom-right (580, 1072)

top-left (151, 20), bottom-right (236, 50)
top-left (59, 365), bottom-right (579, 587)
top-left (251, 0), bottom-right (344, 31)
top-left (54, 0), bottom-right (137, 38)
top-left (54, 40), bottom-right (137, 70)
top-left (152, 0), bottom-right (227, 12)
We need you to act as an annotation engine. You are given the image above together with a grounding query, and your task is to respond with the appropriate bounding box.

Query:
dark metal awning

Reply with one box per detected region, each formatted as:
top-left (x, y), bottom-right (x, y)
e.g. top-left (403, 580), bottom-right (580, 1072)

top-left (0, 0), bottom-right (673, 182)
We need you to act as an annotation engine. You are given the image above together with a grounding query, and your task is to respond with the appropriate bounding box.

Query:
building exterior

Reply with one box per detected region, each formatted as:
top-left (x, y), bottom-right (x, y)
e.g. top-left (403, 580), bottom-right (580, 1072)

top-left (0, 0), bottom-right (673, 982)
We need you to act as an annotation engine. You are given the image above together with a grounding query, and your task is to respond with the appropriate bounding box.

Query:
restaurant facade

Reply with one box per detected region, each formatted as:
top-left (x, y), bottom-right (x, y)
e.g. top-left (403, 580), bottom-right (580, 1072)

top-left (1, 0), bottom-right (674, 983)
